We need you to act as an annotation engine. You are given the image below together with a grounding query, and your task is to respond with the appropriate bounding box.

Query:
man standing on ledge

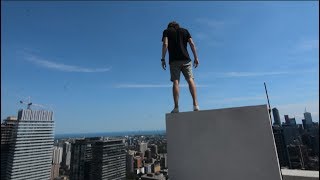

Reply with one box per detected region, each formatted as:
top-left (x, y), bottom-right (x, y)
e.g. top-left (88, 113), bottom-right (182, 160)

top-left (161, 21), bottom-right (200, 113)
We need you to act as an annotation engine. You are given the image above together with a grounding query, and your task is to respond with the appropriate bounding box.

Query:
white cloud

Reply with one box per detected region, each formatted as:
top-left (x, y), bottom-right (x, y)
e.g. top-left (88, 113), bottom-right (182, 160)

top-left (114, 84), bottom-right (209, 88)
top-left (25, 54), bottom-right (111, 73)
top-left (221, 71), bottom-right (290, 77)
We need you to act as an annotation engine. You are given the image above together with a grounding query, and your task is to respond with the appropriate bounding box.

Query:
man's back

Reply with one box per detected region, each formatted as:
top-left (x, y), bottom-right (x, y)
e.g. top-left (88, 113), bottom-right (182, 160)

top-left (162, 27), bottom-right (191, 63)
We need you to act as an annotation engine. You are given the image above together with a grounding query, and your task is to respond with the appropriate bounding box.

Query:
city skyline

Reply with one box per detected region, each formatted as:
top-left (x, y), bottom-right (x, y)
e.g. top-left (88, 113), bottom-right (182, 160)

top-left (1, 1), bottom-right (319, 134)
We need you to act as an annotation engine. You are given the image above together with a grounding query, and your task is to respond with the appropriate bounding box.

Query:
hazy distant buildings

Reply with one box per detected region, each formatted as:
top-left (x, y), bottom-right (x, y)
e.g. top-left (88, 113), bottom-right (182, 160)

top-left (1, 116), bottom-right (18, 180)
top-left (6, 109), bottom-right (54, 180)
top-left (284, 115), bottom-right (297, 126)
top-left (270, 108), bottom-right (319, 170)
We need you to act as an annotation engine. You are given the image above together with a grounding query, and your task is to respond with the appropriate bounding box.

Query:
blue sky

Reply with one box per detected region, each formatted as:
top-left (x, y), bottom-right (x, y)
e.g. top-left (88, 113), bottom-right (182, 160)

top-left (1, 1), bottom-right (319, 134)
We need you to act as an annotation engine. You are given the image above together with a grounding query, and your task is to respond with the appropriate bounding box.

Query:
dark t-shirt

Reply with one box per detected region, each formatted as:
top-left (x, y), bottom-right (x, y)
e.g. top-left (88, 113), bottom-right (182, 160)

top-left (162, 27), bottom-right (192, 63)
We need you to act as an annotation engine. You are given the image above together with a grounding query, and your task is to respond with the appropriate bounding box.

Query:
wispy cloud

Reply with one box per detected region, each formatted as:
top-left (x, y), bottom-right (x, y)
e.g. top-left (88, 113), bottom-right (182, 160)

top-left (194, 18), bottom-right (235, 47)
top-left (220, 71), bottom-right (290, 78)
top-left (199, 70), bottom-right (316, 79)
top-left (289, 39), bottom-right (319, 55)
top-left (194, 32), bottom-right (209, 40)
top-left (25, 54), bottom-right (111, 73)
top-left (195, 18), bottom-right (226, 29)
top-left (298, 39), bottom-right (319, 51)
top-left (214, 95), bottom-right (266, 103)
top-left (114, 84), bottom-right (209, 88)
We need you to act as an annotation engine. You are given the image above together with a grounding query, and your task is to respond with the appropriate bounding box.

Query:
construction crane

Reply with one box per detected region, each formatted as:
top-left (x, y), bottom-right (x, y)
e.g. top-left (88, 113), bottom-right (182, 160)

top-left (20, 100), bottom-right (46, 110)
top-left (20, 100), bottom-right (32, 109)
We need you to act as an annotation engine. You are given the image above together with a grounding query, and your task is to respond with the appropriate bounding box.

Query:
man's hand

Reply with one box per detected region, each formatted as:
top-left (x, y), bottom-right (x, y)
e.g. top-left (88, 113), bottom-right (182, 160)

top-left (194, 58), bottom-right (199, 68)
top-left (162, 61), bottom-right (166, 70)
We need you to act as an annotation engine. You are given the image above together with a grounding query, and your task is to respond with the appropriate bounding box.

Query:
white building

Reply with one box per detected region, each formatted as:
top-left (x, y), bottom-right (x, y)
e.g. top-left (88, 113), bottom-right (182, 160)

top-left (52, 146), bottom-right (63, 164)
top-left (140, 142), bottom-right (148, 154)
top-left (6, 109), bottom-right (54, 180)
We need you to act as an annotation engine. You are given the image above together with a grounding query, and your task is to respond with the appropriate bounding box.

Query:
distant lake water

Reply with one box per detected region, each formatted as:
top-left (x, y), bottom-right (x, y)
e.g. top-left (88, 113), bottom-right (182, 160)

top-left (55, 130), bottom-right (166, 139)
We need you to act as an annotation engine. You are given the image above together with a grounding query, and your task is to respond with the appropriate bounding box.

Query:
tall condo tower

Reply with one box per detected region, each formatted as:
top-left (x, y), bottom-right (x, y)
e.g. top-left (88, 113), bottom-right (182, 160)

top-left (6, 109), bottom-right (54, 180)
top-left (1, 116), bottom-right (18, 180)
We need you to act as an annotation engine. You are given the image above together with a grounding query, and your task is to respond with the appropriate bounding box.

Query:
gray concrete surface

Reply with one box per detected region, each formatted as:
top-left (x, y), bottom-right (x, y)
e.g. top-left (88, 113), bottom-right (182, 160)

top-left (166, 104), bottom-right (283, 180)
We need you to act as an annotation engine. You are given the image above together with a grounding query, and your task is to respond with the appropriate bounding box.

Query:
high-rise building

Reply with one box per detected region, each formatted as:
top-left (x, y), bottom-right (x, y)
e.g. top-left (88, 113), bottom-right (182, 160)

top-left (126, 151), bottom-right (135, 174)
top-left (159, 154), bottom-right (167, 170)
top-left (1, 116), bottom-right (18, 144)
top-left (150, 144), bottom-right (158, 158)
top-left (272, 126), bottom-right (289, 167)
top-left (272, 108), bottom-right (281, 126)
top-left (70, 137), bottom-right (103, 180)
top-left (70, 139), bottom-right (92, 180)
top-left (70, 138), bottom-right (126, 180)
top-left (91, 139), bottom-right (126, 180)
top-left (6, 109), bottom-right (54, 180)
top-left (284, 115), bottom-right (296, 126)
top-left (1, 116), bottom-right (18, 180)
top-left (134, 156), bottom-right (142, 169)
top-left (304, 111), bottom-right (313, 130)
top-left (62, 141), bottom-right (72, 170)
top-left (52, 146), bottom-right (63, 164)
top-left (145, 149), bottom-right (152, 163)
top-left (282, 125), bottom-right (300, 146)
top-left (140, 142), bottom-right (148, 155)
top-left (51, 146), bottom-right (63, 179)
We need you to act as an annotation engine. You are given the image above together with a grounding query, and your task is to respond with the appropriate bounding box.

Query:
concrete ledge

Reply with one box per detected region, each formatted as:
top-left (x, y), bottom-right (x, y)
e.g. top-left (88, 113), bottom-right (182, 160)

top-left (166, 105), bottom-right (283, 180)
top-left (282, 169), bottom-right (319, 180)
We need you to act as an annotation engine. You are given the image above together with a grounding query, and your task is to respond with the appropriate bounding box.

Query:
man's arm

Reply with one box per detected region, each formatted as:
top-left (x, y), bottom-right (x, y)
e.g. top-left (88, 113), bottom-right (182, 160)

top-left (188, 38), bottom-right (199, 68)
top-left (161, 37), bottom-right (168, 70)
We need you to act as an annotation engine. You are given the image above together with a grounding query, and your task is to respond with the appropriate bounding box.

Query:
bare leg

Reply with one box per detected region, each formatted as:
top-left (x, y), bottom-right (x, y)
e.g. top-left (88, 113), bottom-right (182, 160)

top-left (172, 80), bottom-right (180, 108)
top-left (186, 78), bottom-right (198, 106)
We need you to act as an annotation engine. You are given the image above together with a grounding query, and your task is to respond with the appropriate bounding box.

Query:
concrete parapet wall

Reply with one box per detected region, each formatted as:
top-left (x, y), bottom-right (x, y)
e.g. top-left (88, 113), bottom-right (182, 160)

top-left (166, 105), bottom-right (283, 180)
top-left (282, 169), bottom-right (319, 180)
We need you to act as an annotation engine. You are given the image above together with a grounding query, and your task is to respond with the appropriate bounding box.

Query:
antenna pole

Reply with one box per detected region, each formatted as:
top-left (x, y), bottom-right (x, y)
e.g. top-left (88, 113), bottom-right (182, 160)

top-left (264, 82), bottom-right (272, 124)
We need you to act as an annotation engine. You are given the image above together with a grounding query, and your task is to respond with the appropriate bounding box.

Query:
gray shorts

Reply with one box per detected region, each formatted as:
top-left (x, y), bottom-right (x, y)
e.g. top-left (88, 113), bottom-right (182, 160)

top-left (169, 60), bottom-right (194, 82)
